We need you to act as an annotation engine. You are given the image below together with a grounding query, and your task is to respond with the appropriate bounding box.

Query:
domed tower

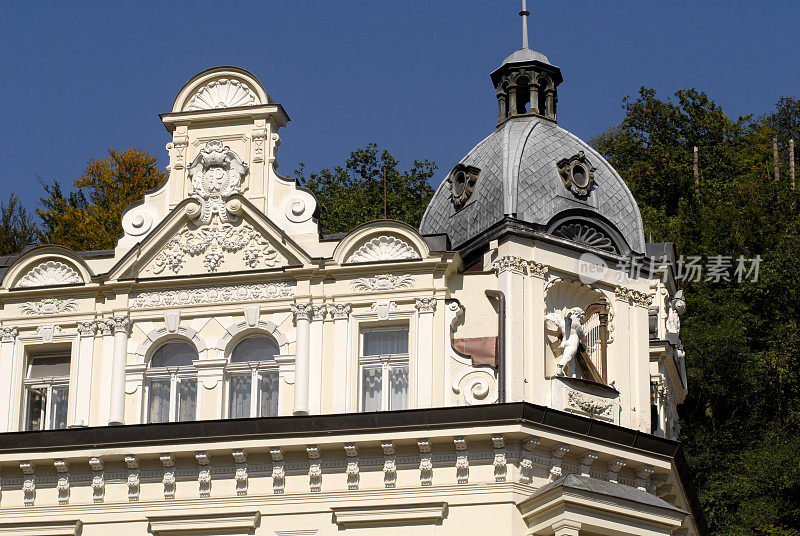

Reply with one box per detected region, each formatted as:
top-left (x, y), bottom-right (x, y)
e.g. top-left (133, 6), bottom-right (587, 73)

top-left (422, 5), bottom-right (686, 443)
top-left (420, 10), bottom-right (645, 264)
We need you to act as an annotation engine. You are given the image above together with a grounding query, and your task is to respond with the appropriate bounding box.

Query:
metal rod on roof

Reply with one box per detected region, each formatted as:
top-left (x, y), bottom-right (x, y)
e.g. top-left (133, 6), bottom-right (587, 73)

top-left (520, 0), bottom-right (530, 50)
top-left (383, 167), bottom-right (388, 219)
top-left (774, 137), bottom-right (780, 181)
top-left (790, 139), bottom-right (796, 190)
top-left (693, 146), bottom-right (699, 187)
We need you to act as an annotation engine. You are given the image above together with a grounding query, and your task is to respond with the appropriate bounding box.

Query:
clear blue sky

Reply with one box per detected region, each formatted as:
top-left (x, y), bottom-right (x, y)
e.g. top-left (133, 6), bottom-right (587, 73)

top-left (1, 1), bottom-right (799, 212)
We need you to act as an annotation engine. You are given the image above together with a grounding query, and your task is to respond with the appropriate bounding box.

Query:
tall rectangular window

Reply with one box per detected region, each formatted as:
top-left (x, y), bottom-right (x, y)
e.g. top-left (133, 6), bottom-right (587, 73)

top-left (24, 354), bottom-right (70, 431)
top-left (359, 327), bottom-right (409, 412)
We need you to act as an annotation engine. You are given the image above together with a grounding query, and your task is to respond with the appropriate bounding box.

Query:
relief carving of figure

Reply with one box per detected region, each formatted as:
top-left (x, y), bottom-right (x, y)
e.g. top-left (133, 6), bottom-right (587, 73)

top-left (545, 307), bottom-right (586, 378)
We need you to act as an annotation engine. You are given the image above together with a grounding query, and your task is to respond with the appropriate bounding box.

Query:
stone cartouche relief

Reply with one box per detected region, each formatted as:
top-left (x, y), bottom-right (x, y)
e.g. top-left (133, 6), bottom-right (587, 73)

top-left (131, 282), bottom-right (295, 308)
top-left (351, 274), bottom-right (416, 292)
top-left (346, 236), bottom-right (420, 263)
top-left (19, 298), bottom-right (79, 315)
top-left (17, 261), bottom-right (82, 288)
top-left (566, 389), bottom-right (614, 420)
top-left (187, 140), bottom-right (248, 225)
top-left (147, 222), bottom-right (283, 275)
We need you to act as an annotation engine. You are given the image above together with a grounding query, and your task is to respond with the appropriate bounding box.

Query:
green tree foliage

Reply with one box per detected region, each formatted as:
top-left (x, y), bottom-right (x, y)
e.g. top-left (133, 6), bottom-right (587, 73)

top-left (0, 193), bottom-right (38, 256)
top-left (37, 148), bottom-right (166, 251)
top-left (295, 143), bottom-right (437, 234)
top-left (593, 88), bottom-right (800, 535)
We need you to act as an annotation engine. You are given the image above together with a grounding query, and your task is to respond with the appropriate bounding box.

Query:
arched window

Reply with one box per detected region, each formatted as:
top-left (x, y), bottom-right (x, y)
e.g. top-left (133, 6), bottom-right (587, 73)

top-left (146, 342), bottom-right (198, 423)
top-left (227, 335), bottom-right (280, 419)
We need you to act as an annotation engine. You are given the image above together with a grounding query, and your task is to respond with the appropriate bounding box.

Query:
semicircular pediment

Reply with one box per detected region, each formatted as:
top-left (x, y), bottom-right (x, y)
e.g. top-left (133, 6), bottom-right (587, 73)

top-left (15, 260), bottom-right (84, 288)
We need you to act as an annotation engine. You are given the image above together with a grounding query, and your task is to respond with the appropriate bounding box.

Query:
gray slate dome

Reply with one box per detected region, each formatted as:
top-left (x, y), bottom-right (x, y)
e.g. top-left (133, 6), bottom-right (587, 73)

top-left (419, 115), bottom-right (646, 254)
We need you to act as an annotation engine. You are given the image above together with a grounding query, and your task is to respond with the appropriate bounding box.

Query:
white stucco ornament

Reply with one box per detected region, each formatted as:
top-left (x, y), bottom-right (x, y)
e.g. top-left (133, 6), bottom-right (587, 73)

top-left (187, 79), bottom-right (257, 111)
top-left (347, 236), bottom-right (420, 263)
top-left (545, 307), bottom-right (587, 378)
top-left (17, 261), bottom-right (82, 288)
top-left (187, 140), bottom-right (249, 225)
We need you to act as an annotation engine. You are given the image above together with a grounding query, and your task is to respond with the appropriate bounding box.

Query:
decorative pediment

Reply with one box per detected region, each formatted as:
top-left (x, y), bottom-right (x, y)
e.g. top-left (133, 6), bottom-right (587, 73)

top-left (145, 221), bottom-right (286, 276)
top-left (187, 78), bottom-right (258, 111)
top-left (16, 261), bottom-right (83, 288)
top-left (347, 236), bottom-right (420, 263)
top-left (110, 194), bottom-right (313, 281)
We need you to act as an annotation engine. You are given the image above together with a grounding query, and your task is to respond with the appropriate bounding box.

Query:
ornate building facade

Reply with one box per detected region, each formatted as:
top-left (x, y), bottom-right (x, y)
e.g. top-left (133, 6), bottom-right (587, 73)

top-left (0, 36), bottom-right (703, 536)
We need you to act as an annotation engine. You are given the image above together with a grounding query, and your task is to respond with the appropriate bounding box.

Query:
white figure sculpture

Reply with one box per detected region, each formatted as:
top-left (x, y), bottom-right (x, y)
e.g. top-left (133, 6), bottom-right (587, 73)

top-left (666, 290), bottom-right (686, 344)
top-left (545, 307), bottom-right (586, 378)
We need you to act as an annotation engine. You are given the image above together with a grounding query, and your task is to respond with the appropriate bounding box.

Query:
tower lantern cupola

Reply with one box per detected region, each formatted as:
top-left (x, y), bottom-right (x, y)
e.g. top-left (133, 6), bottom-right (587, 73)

top-left (490, 3), bottom-right (562, 125)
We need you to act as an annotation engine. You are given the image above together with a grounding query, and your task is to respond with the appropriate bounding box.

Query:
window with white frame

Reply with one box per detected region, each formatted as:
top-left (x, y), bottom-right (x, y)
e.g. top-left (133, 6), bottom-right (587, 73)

top-left (24, 353), bottom-right (70, 431)
top-left (146, 342), bottom-right (198, 423)
top-left (359, 326), bottom-right (409, 412)
top-left (227, 335), bottom-right (280, 419)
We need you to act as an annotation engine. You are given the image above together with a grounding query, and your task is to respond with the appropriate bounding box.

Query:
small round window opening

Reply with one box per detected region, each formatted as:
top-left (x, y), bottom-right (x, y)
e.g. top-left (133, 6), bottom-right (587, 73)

top-left (557, 151), bottom-right (596, 198)
top-left (449, 164), bottom-right (481, 209)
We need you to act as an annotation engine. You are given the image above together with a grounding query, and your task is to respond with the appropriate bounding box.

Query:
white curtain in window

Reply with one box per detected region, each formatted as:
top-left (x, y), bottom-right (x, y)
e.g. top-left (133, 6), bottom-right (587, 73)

top-left (361, 366), bottom-right (383, 412)
top-left (151, 342), bottom-right (197, 368)
top-left (50, 386), bottom-right (69, 430)
top-left (178, 378), bottom-right (197, 421)
top-left (389, 365), bottom-right (409, 411)
top-left (363, 329), bottom-right (408, 356)
top-left (229, 373), bottom-right (251, 419)
top-left (260, 371), bottom-right (279, 417)
top-left (148, 379), bottom-right (171, 423)
top-left (231, 336), bottom-right (279, 363)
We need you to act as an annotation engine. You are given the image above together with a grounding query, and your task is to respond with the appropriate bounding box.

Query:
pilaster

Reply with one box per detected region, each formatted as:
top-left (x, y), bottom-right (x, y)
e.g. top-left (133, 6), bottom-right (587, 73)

top-left (72, 321), bottom-right (98, 427)
top-left (415, 297), bottom-right (437, 408)
top-left (0, 327), bottom-right (18, 432)
top-left (330, 303), bottom-right (351, 413)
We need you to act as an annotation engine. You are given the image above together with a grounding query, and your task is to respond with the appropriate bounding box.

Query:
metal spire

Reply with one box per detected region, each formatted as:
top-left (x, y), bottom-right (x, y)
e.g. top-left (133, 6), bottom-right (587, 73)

top-left (520, 0), bottom-right (530, 49)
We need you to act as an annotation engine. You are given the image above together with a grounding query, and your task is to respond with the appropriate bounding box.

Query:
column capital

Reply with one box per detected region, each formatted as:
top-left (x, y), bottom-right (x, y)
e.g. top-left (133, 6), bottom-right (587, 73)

top-left (330, 303), bottom-right (352, 319)
top-left (492, 255), bottom-right (527, 275)
top-left (77, 321), bottom-right (98, 337)
top-left (0, 326), bottom-right (18, 342)
top-left (614, 286), bottom-right (653, 308)
top-left (312, 304), bottom-right (327, 321)
top-left (108, 316), bottom-right (131, 334)
top-left (291, 303), bottom-right (314, 322)
top-left (528, 261), bottom-right (548, 278)
top-left (415, 297), bottom-right (437, 314)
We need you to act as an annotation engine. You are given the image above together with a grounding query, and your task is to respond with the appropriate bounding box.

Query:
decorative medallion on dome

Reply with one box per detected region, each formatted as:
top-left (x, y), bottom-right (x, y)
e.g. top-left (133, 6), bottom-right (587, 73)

top-left (448, 164), bottom-right (481, 209)
top-left (187, 79), bottom-right (257, 111)
top-left (187, 140), bottom-right (249, 225)
top-left (346, 236), bottom-right (420, 263)
top-left (557, 151), bottom-right (596, 198)
top-left (552, 223), bottom-right (617, 254)
top-left (17, 261), bottom-right (83, 288)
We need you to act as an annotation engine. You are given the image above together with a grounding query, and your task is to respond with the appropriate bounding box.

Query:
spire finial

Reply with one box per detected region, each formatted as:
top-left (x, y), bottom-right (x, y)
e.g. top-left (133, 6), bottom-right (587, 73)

top-left (520, 0), bottom-right (530, 49)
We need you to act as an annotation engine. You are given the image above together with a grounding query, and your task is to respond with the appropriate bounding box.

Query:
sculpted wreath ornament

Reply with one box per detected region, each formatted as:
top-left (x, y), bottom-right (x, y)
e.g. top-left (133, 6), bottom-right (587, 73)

top-left (149, 223), bottom-right (279, 274)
